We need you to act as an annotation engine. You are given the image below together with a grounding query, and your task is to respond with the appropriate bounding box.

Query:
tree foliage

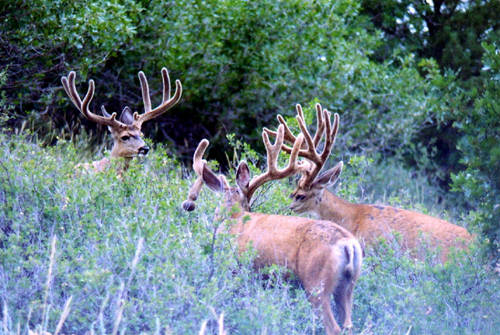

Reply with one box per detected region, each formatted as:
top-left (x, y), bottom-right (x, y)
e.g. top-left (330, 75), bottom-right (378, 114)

top-left (2, 0), bottom-right (449, 160)
top-left (451, 43), bottom-right (500, 257)
top-left (361, 0), bottom-right (500, 79)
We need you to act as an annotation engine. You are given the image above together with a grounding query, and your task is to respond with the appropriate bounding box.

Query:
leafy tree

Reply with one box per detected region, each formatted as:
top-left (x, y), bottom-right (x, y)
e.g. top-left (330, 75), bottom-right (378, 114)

top-left (451, 42), bottom-right (500, 257)
top-left (1, 0), bottom-right (452, 165)
top-left (361, 0), bottom-right (500, 80)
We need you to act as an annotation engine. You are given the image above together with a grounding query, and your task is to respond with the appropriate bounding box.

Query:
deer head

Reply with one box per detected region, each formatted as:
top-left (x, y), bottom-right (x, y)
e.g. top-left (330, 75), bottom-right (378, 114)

top-left (263, 103), bottom-right (343, 214)
top-left (61, 67), bottom-right (182, 161)
top-left (182, 125), bottom-right (306, 213)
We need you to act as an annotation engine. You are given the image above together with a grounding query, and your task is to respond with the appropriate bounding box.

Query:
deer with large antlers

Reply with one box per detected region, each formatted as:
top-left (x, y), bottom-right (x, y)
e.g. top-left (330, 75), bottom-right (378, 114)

top-left (61, 67), bottom-right (182, 172)
top-left (182, 128), bottom-right (363, 335)
top-left (264, 103), bottom-right (473, 262)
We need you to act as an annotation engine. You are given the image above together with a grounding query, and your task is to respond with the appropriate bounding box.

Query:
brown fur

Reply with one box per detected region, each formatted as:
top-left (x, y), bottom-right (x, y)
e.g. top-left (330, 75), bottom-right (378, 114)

top-left (225, 210), bottom-right (362, 335)
top-left (184, 137), bottom-right (363, 335)
top-left (291, 185), bottom-right (473, 262)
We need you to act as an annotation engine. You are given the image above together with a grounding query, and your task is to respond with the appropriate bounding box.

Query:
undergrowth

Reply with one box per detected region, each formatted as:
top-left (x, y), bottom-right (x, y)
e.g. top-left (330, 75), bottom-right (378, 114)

top-left (0, 133), bottom-right (498, 334)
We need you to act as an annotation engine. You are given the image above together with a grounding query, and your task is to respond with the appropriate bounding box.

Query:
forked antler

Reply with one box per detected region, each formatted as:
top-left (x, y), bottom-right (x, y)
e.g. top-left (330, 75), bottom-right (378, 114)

top-left (182, 125), bottom-right (305, 211)
top-left (264, 103), bottom-right (340, 189)
top-left (61, 71), bottom-right (127, 129)
top-left (182, 139), bottom-right (210, 211)
top-left (133, 67), bottom-right (182, 127)
top-left (264, 103), bottom-right (326, 151)
top-left (242, 124), bottom-right (306, 203)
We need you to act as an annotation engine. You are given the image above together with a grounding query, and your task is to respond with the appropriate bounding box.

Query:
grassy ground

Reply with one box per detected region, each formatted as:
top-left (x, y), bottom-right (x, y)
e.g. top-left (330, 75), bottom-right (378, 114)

top-left (0, 133), bottom-right (498, 334)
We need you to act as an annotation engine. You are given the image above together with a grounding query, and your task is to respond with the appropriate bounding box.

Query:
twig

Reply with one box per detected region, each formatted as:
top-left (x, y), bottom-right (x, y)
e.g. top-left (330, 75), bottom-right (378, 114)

top-left (42, 235), bottom-right (58, 333)
top-left (54, 295), bottom-right (72, 335)
top-left (111, 237), bottom-right (144, 335)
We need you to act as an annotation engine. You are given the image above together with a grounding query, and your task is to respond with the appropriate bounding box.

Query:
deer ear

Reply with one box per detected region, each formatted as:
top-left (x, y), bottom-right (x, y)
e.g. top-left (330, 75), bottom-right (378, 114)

top-left (236, 161), bottom-right (251, 192)
top-left (312, 161), bottom-right (343, 189)
top-left (120, 106), bottom-right (134, 125)
top-left (202, 164), bottom-right (224, 192)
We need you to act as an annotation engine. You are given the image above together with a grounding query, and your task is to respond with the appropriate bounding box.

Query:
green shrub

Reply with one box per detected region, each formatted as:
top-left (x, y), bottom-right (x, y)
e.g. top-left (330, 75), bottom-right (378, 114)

top-left (2, 0), bottom-right (451, 164)
top-left (451, 42), bottom-right (500, 258)
top-left (1, 134), bottom-right (498, 334)
top-left (0, 133), bottom-right (316, 334)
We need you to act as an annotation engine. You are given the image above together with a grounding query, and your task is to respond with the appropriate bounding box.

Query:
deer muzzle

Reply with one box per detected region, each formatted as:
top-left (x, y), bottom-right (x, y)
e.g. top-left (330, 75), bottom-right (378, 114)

top-left (138, 146), bottom-right (150, 155)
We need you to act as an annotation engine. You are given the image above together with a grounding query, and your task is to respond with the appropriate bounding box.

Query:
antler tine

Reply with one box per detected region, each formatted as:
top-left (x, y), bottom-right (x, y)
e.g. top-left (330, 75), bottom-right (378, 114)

top-left (134, 67), bottom-right (183, 127)
top-left (61, 71), bottom-right (82, 110)
top-left (297, 107), bottom-right (341, 188)
top-left (319, 111), bottom-right (339, 161)
top-left (295, 105), bottom-right (316, 157)
top-left (277, 114), bottom-right (297, 144)
top-left (61, 71), bottom-right (126, 129)
top-left (138, 71), bottom-right (152, 114)
top-left (161, 67), bottom-right (171, 103)
top-left (245, 125), bottom-right (305, 203)
top-left (182, 139), bottom-right (209, 211)
top-left (313, 103), bottom-right (325, 146)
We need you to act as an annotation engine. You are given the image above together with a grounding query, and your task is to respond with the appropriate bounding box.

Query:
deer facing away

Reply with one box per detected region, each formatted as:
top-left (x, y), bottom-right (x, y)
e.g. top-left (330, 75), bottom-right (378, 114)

top-left (61, 67), bottom-right (182, 172)
top-left (264, 103), bottom-right (473, 262)
top-left (182, 128), bottom-right (362, 335)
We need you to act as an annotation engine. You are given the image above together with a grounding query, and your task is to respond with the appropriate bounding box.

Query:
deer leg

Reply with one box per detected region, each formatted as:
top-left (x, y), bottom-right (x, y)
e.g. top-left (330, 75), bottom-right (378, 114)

top-left (307, 293), bottom-right (341, 335)
top-left (334, 282), bottom-right (354, 332)
top-left (322, 295), bottom-right (342, 335)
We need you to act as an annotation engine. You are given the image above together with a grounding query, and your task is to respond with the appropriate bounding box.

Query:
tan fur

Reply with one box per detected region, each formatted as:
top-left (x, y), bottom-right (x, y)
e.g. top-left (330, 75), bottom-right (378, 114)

top-left (184, 138), bottom-right (363, 335)
top-left (75, 157), bottom-right (110, 173)
top-left (264, 102), bottom-right (472, 263)
top-left (75, 126), bottom-right (147, 174)
top-left (226, 209), bottom-right (362, 335)
top-left (291, 182), bottom-right (473, 263)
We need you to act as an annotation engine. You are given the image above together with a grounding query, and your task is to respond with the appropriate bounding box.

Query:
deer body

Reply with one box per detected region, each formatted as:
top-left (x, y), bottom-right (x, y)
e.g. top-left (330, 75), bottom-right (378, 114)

top-left (183, 136), bottom-right (363, 335)
top-left (264, 102), bottom-right (473, 263)
top-left (301, 189), bottom-right (472, 261)
top-left (76, 157), bottom-right (111, 173)
top-left (224, 210), bottom-right (362, 335)
top-left (225, 211), bottom-right (358, 272)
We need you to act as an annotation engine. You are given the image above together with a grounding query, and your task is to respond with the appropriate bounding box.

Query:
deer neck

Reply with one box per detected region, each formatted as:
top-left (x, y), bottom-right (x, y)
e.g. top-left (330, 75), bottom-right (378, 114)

top-left (110, 146), bottom-right (133, 165)
top-left (100, 148), bottom-right (130, 175)
top-left (317, 190), bottom-right (359, 231)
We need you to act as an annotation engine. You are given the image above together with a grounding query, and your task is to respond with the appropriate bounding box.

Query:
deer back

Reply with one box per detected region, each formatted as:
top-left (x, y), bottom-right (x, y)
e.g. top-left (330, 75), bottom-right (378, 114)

top-left (226, 212), bottom-right (358, 272)
top-left (314, 190), bottom-right (473, 262)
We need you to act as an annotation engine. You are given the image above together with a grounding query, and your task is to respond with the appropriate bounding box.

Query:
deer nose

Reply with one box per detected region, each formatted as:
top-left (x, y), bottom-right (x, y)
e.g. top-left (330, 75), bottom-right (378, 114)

top-left (138, 146), bottom-right (150, 155)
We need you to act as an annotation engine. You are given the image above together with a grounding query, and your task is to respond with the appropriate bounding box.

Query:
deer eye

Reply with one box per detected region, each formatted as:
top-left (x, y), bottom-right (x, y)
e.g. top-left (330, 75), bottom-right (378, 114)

top-left (295, 194), bottom-right (306, 201)
top-left (121, 135), bottom-right (130, 141)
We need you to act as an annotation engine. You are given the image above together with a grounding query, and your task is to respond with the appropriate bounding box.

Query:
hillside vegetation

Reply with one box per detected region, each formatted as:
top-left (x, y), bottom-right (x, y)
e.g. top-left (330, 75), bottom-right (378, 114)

top-left (1, 0), bottom-right (498, 254)
top-left (0, 133), bottom-right (498, 334)
top-left (1, 0), bottom-right (499, 333)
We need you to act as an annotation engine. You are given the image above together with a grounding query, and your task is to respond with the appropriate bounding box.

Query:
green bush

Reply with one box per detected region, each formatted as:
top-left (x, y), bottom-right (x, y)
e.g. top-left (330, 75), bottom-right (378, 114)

top-left (0, 133), bottom-right (316, 334)
top-left (451, 42), bottom-right (500, 258)
top-left (1, 0), bottom-right (451, 164)
top-left (1, 134), bottom-right (498, 334)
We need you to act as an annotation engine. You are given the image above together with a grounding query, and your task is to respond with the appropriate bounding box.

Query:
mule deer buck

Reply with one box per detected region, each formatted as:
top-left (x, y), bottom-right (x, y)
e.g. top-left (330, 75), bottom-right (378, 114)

top-left (61, 67), bottom-right (182, 172)
top-left (264, 103), bottom-right (473, 262)
top-left (182, 128), bottom-right (362, 335)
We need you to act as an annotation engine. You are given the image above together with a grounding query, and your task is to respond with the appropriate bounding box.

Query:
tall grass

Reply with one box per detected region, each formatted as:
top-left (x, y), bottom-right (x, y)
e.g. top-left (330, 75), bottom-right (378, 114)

top-left (0, 133), bottom-right (498, 334)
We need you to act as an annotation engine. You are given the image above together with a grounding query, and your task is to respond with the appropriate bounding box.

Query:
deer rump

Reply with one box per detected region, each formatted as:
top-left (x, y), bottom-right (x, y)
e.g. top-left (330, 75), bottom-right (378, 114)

top-left (224, 212), bottom-right (362, 306)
